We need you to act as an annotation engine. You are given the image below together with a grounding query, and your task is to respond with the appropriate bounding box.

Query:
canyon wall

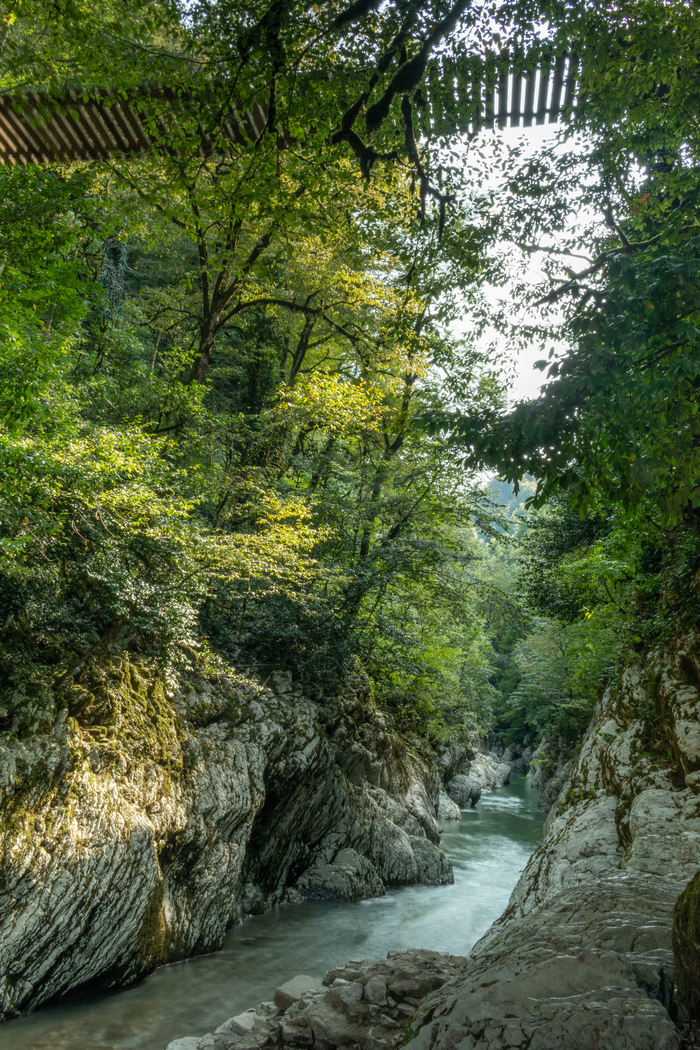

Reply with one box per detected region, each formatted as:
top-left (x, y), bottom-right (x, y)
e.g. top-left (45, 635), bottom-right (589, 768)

top-left (0, 660), bottom-right (452, 1019)
top-left (404, 634), bottom-right (700, 1050)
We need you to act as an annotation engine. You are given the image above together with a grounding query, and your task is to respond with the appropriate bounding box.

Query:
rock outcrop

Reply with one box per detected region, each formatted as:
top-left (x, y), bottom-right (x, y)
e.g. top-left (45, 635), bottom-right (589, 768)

top-left (436, 792), bottom-right (461, 821)
top-left (673, 868), bottom-right (700, 1021)
top-left (499, 743), bottom-right (533, 775)
top-left (442, 747), bottom-right (510, 811)
top-left (403, 635), bottom-right (700, 1049)
top-left (445, 774), bottom-right (481, 809)
top-left (526, 738), bottom-right (575, 812)
top-left (164, 950), bottom-right (468, 1050)
top-left (0, 660), bottom-right (452, 1019)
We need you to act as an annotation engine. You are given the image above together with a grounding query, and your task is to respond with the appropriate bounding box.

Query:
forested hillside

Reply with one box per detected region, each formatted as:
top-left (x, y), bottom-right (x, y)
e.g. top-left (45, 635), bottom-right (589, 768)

top-left (1, 0), bottom-right (699, 766)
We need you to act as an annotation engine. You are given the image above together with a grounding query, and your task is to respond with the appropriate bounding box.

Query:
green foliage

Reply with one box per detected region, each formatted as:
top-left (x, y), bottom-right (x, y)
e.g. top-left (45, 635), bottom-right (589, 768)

top-left (0, 115), bottom-right (506, 740)
top-left (419, 0), bottom-right (700, 532)
top-left (4, 0), bottom-right (699, 752)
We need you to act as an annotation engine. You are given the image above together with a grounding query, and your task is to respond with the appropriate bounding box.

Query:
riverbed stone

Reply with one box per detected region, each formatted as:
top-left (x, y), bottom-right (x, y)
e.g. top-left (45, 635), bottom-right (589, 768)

top-left (339, 981), bottom-right (364, 1005)
top-left (365, 975), bottom-right (388, 1006)
top-left (217, 1010), bottom-right (258, 1035)
top-left (274, 976), bottom-right (325, 1010)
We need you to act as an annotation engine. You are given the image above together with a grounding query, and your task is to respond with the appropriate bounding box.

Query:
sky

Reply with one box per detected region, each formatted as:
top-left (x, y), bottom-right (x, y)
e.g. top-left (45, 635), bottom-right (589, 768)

top-left (450, 121), bottom-right (573, 406)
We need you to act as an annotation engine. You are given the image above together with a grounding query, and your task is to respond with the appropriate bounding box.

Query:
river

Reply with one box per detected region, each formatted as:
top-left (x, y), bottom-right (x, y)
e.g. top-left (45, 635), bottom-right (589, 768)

top-left (0, 775), bottom-right (543, 1050)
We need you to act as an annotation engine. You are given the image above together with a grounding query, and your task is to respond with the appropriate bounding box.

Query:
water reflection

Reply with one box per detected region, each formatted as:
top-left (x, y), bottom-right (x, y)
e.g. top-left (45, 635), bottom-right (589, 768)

top-left (0, 776), bottom-right (543, 1050)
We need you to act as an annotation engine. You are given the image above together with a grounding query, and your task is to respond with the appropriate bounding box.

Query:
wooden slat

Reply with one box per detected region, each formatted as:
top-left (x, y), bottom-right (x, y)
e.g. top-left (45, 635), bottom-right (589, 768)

top-left (471, 59), bottom-right (483, 133)
top-left (0, 58), bottom-right (580, 166)
top-left (536, 60), bottom-right (551, 125)
top-left (522, 68), bottom-right (537, 127)
top-left (563, 55), bottom-right (580, 111)
top-left (497, 69), bottom-right (509, 129)
top-left (510, 71), bottom-right (523, 128)
top-left (548, 55), bottom-right (567, 123)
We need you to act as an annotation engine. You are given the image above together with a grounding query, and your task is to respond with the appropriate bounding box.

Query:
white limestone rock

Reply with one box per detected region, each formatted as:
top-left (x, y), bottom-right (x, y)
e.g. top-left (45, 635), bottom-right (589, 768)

top-left (0, 663), bottom-right (453, 1019)
top-left (275, 976), bottom-right (325, 1011)
top-left (436, 791), bottom-right (461, 820)
top-left (467, 752), bottom-right (511, 792)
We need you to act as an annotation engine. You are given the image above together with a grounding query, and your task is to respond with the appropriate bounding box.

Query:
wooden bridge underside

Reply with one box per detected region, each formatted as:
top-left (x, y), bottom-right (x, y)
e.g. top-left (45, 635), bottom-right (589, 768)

top-left (0, 57), bottom-right (579, 166)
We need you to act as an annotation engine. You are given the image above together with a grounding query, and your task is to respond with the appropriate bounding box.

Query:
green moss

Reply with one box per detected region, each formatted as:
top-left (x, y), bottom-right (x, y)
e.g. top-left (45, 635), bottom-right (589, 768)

top-left (136, 878), bottom-right (166, 972)
top-left (673, 868), bottom-right (700, 1019)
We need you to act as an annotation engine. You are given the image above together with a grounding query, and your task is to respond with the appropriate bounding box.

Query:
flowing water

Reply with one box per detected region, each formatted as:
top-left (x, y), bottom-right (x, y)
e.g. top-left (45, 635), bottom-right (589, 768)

top-left (0, 775), bottom-right (543, 1050)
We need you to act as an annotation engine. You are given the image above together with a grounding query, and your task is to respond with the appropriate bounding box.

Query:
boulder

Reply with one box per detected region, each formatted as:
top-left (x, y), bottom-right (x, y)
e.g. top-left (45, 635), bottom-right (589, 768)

top-left (436, 791), bottom-right (461, 820)
top-left (296, 849), bottom-right (385, 902)
top-left (467, 752), bottom-right (511, 791)
top-left (409, 835), bottom-right (454, 885)
top-left (274, 976), bottom-right (325, 1011)
top-left (338, 982), bottom-right (364, 1005)
top-left (365, 975), bottom-right (388, 1005)
top-left (446, 774), bottom-right (481, 808)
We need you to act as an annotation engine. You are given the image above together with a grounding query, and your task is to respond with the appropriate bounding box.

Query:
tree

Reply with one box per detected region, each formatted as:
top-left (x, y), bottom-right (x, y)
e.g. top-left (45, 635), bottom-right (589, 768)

top-left (426, 0), bottom-right (700, 530)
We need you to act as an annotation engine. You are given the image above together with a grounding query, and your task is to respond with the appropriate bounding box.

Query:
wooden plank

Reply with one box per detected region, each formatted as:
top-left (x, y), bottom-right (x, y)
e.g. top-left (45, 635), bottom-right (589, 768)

top-left (471, 58), bottom-right (483, 133)
top-left (484, 54), bottom-right (497, 131)
top-left (510, 71), bottom-right (523, 128)
top-left (497, 69), bottom-right (509, 129)
top-left (522, 68), bottom-right (537, 127)
top-left (548, 54), bottom-right (567, 123)
top-left (563, 55), bottom-right (580, 111)
top-left (536, 60), bottom-right (551, 124)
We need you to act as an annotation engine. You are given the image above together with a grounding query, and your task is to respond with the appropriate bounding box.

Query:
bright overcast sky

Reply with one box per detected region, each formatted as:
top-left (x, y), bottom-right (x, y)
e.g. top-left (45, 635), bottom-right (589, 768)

top-left (451, 121), bottom-right (568, 406)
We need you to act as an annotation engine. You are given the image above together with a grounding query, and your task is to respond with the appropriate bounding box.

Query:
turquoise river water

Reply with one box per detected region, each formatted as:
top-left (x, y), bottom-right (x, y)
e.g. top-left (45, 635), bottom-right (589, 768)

top-left (0, 775), bottom-right (544, 1050)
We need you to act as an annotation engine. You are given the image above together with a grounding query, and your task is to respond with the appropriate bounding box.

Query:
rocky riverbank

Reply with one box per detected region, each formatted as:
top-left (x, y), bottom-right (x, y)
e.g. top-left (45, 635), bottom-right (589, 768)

top-left (0, 660), bottom-right (455, 1019)
top-left (164, 950), bottom-right (467, 1050)
top-left (401, 635), bottom-right (700, 1050)
top-left (162, 633), bottom-right (700, 1050)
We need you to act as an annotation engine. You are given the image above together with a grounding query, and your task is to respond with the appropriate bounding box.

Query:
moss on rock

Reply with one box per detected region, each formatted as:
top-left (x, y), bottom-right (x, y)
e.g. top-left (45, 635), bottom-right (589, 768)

top-left (673, 868), bottom-right (700, 1019)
